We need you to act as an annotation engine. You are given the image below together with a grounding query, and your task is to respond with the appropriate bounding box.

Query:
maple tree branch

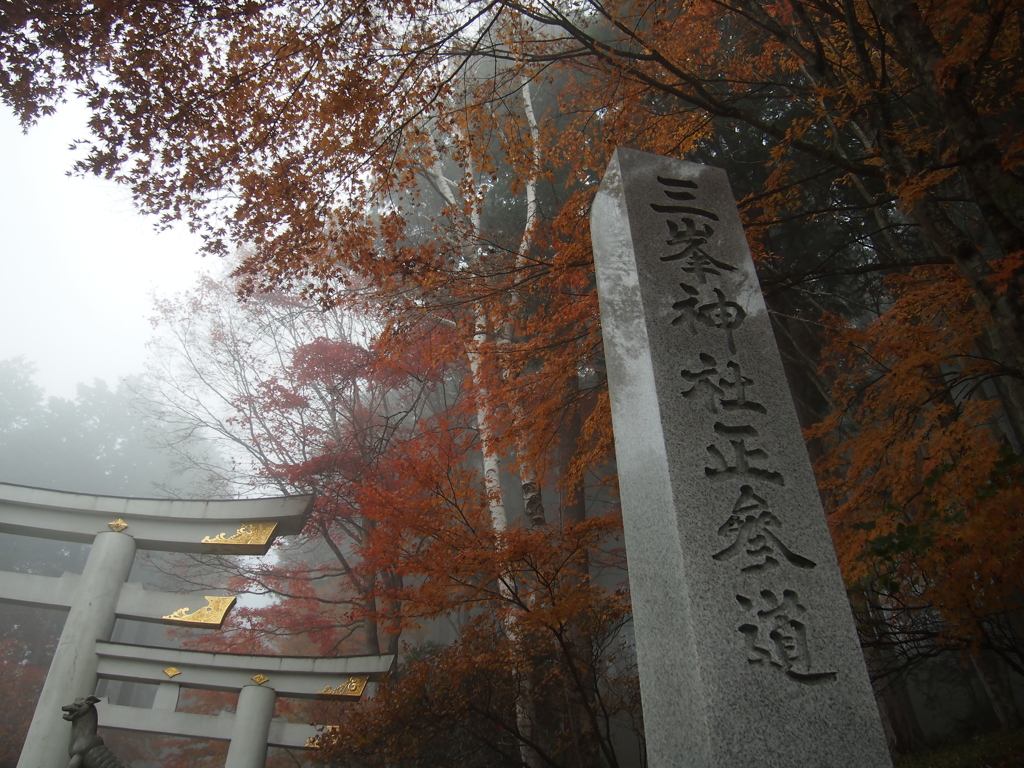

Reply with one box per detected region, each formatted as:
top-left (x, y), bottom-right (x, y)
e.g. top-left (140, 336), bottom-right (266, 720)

top-left (497, 0), bottom-right (887, 180)
top-left (762, 257), bottom-right (953, 292)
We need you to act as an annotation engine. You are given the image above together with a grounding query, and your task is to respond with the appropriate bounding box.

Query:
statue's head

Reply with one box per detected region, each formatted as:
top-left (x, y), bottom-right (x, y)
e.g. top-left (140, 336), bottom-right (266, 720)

top-left (61, 696), bottom-right (100, 721)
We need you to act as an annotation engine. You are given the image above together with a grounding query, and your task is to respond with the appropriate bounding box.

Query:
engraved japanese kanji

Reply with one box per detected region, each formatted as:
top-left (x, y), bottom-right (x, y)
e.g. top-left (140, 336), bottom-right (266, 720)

top-left (736, 589), bottom-right (837, 684)
top-left (671, 288), bottom-right (746, 352)
top-left (648, 170), bottom-right (839, 687)
top-left (713, 486), bottom-right (815, 572)
top-left (681, 354), bottom-right (766, 415)
top-left (705, 423), bottom-right (785, 486)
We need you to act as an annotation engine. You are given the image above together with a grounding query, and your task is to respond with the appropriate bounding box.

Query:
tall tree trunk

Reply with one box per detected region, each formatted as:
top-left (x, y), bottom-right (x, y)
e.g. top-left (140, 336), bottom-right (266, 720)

top-left (859, 602), bottom-right (927, 754)
top-left (555, 376), bottom-right (614, 766)
top-left (971, 649), bottom-right (1024, 730)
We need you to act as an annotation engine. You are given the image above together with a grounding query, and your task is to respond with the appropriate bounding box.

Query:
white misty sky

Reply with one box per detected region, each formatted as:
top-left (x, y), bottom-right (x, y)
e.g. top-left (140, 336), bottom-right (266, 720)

top-left (0, 100), bottom-right (215, 400)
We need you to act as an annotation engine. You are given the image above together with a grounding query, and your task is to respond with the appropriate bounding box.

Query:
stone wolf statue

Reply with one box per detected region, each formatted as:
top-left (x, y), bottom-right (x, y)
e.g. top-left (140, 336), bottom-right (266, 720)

top-left (62, 696), bottom-right (132, 768)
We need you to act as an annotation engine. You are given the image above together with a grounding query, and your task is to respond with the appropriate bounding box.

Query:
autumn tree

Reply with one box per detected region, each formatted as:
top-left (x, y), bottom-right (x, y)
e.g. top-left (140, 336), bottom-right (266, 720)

top-left (477, 0), bottom-right (1024, 714)
top-left (143, 270), bottom-right (460, 658)
top-left (141, 257), bottom-right (639, 765)
top-left (6, 0), bottom-right (1024, 753)
top-left (4, 1), bottom-right (1020, 386)
top-left (499, 1), bottom-right (1024, 417)
top-left (3, 2), bottom-right (1020, 423)
top-left (806, 266), bottom-right (1024, 729)
top-left (313, 517), bottom-right (638, 767)
top-left (4, 0), bottom-right (1018, 511)
top-left (505, 15), bottom-right (1024, 693)
top-left (0, 639), bottom-right (45, 768)
top-left (300, 48), bottom-right (632, 761)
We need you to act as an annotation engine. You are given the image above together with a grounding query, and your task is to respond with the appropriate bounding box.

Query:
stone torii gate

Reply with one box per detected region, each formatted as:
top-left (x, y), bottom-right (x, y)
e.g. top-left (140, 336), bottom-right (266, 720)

top-left (93, 641), bottom-right (394, 765)
top-left (0, 482), bottom-right (318, 767)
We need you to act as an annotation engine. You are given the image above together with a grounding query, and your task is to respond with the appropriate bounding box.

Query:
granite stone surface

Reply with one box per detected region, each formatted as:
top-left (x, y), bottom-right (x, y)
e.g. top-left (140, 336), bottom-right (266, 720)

top-left (591, 148), bottom-right (892, 767)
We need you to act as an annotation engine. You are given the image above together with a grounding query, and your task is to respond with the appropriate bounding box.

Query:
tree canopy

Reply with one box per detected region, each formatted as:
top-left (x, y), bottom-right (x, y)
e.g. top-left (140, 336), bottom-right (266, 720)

top-left (3, 0), bottom-right (1024, 760)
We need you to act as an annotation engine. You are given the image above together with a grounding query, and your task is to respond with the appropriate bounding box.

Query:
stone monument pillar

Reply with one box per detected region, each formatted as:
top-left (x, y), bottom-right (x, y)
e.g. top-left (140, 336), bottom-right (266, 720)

top-left (591, 148), bottom-right (891, 767)
top-left (17, 532), bottom-right (136, 768)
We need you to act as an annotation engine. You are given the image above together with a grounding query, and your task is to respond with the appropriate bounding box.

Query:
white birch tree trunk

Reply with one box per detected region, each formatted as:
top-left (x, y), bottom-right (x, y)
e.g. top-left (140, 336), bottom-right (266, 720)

top-left (422, 75), bottom-right (546, 763)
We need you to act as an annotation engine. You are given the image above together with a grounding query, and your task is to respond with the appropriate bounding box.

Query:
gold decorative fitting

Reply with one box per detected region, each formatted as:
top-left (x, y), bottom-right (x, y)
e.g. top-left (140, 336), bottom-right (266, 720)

top-left (251, 674), bottom-right (269, 685)
top-left (318, 675), bottom-right (369, 698)
top-left (306, 725), bottom-right (340, 746)
top-left (108, 518), bottom-right (128, 532)
top-left (201, 522), bottom-right (278, 547)
top-left (163, 667), bottom-right (181, 679)
top-left (161, 596), bottom-right (237, 626)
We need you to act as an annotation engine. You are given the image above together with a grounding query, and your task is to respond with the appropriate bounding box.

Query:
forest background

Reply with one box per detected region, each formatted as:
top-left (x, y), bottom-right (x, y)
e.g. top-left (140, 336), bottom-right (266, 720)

top-left (1, 1), bottom-right (1023, 766)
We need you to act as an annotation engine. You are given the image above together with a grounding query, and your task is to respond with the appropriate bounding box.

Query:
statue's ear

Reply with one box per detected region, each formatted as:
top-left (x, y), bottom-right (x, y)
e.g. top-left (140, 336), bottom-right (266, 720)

top-left (86, 695), bottom-right (100, 704)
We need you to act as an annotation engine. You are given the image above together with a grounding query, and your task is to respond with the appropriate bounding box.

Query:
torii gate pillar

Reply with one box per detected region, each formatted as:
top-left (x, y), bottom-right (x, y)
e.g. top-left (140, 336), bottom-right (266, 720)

top-left (225, 684), bottom-right (277, 768)
top-left (18, 532), bottom-right (136, 768)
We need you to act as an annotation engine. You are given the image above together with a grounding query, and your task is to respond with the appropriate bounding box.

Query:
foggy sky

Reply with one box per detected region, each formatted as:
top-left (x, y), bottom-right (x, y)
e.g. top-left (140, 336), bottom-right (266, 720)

top-left (0, 101), bottom-right (213, 400)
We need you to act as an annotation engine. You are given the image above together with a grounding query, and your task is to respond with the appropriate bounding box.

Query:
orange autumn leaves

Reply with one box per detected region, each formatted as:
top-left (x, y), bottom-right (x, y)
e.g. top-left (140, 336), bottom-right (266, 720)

top-left (3, 0), bottom-right (1023, 735)
top-left (810, 266), bottom-right (1024, 638)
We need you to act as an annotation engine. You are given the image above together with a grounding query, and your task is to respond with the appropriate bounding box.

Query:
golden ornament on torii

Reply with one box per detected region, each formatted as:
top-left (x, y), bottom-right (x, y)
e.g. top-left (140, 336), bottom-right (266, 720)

top-left (161, 596), bottom-right (237, 627)
top-left (200, 521), bottom-right (279, 552)
top-left (318, 675), bottom-right (370, 698)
